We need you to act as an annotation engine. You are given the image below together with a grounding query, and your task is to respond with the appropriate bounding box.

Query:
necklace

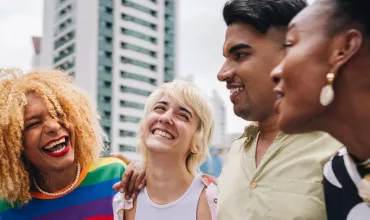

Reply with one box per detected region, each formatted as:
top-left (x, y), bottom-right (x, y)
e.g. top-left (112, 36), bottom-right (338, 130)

top-left (33, 162), bottom-right (81, 196)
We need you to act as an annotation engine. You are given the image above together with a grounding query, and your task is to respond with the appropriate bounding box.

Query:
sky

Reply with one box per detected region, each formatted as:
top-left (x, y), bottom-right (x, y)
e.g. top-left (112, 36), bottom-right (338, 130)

top-left (0, 0), bottom-right (314, 134)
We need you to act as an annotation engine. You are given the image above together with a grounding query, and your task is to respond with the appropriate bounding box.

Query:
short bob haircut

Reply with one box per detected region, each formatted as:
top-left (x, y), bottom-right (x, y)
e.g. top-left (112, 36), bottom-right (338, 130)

top-left (0, 69), bottom-right (105, 205)
top-left (137, 80), bottom-right (215, 174)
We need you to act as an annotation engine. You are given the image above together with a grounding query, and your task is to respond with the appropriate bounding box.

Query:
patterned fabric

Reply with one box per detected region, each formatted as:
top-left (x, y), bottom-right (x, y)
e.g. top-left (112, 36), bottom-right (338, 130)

top-left (0, 157), bottom-right (126, 220)
top-left (324, 148), bottom-right (370, 220)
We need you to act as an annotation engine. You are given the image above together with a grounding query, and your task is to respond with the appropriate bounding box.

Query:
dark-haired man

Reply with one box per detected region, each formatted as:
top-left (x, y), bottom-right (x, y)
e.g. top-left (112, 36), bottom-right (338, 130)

top-left (216, 0), bottom-right (342, 219)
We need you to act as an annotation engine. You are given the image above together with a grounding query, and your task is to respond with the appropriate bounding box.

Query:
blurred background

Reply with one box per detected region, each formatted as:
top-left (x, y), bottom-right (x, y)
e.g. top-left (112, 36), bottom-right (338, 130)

top-left (0, 0), bottom-right (314, 177)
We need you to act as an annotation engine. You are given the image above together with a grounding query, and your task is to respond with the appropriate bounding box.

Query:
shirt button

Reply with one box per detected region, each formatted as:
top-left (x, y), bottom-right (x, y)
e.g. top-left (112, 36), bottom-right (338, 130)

top-left (251, 182), bottom-right (257, 188)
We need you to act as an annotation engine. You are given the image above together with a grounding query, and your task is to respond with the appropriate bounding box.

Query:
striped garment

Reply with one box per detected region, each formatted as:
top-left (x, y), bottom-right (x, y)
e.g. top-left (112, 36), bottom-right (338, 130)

top-left (0, 157), bottom-right (126, 220)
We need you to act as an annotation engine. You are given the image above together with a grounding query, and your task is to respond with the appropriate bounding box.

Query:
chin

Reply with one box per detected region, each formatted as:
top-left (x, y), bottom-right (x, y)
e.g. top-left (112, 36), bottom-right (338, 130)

top-left (278, 113), bottom-right (309, 134)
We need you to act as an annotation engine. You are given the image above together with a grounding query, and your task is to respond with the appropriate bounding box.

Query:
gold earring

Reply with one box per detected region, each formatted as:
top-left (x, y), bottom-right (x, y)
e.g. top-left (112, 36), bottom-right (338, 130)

top-left (320, 73), bottom-right (335, 106)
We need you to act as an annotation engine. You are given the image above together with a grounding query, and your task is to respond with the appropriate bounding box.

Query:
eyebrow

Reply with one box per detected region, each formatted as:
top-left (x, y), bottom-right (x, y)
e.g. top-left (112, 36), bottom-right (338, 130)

top-left (25, 115), bottom-right (41, 122)
top-left (287, 23), bottom-right (296, 32)
top-left (224, 43), bottom-right (252, 57)
top-left (155, 101), bottom-right (193, 118)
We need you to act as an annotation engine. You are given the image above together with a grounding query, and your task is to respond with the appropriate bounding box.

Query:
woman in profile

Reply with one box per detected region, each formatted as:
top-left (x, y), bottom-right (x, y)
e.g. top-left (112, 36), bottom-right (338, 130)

top-left (271, 0), bottom-right (370, 219)
top-left (113, 80), bottom-right (216, 220)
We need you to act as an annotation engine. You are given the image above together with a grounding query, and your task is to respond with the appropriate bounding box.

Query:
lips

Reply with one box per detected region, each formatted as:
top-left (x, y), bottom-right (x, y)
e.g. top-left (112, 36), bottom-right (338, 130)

top-left (152, 128), bottom-right (175, 140)
top-left (273, 87), bottom-right (285, 114)
top-left (227, 83), bottom-right (245, 103)
top-left (41, 136), bottom-right (70, 157)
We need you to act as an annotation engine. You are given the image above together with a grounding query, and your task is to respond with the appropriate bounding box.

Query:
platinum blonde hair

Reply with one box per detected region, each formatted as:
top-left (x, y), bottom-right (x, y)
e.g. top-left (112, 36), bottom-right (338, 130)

top-left (137, 80), bottom-right (215, 174)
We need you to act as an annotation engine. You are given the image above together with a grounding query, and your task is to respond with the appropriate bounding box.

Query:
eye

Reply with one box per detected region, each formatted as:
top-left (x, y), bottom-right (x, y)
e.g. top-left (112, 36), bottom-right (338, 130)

top-left (154, 105), bottom-right (166, 111)
top-left (179, 113), bottom-right (189, 121)
top-left (283, 42), bottom-right (294, 50)
top-left (235, 52), bottom-right (249, 61)
top-left (25, 121), bottom-right (41, 130)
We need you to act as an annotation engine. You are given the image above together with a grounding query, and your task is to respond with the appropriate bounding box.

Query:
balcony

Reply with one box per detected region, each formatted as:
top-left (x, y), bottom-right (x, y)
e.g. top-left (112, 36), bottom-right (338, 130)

top-left (100, 0), bottom-right (113, 8)
top-left (98, 55), bottom-right (112, 67)
top-left (54, 31), bottom-right (75, 49)
top-left (99, 12), bottom-right (113, 23)
top-left (98, 40), bottom-right (112, 52)
top-left (98, 71), bottom-right (112, 82)
top-left (98, 101), bottom-right (112, 112)
top-left (54, 45), bottom-right (75, 63)
top-left (98, 24), bottom-right (113, 37)
top-left (100, 117), bottom-right (112, 128)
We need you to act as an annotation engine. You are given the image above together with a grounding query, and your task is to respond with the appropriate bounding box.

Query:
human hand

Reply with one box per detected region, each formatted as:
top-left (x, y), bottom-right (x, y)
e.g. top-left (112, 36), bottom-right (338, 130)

top-left (111, 153), bottom-right (146, 200)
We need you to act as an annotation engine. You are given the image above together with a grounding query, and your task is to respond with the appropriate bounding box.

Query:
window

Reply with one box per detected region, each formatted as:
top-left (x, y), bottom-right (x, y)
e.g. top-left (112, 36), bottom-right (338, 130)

top-left (119, 130), bottom-right (136, 137)
top-left (119, 144), bottom-right (136, 152)
top-left (121, 42), bottom-right (156, 58)
top-left (120, 71), bottom-right (156, 85)
top-left (120, 100), bottom-right (145, 109)
top-left (103, 111), bottom-right (111, 119)
top-left (122, 0), bottom-right (157, 17)
top-left (120, 115), bottom-right (141, 123)
top-left (121, 14), bottom-right (157, 30)
top-left (121, 28), bottom-right (157, 44)
top-left (121, 56), bottom-right (156, 72)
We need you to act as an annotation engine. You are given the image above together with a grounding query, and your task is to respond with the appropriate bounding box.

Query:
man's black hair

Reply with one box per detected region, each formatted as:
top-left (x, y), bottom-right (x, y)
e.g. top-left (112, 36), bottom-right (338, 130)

top-left (223, 0), bottom-right (308, 33)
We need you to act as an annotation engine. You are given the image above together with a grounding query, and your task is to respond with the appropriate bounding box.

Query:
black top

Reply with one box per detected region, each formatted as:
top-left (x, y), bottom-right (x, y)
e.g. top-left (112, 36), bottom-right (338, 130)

top-left (323, 148), bottom-right (370, 220)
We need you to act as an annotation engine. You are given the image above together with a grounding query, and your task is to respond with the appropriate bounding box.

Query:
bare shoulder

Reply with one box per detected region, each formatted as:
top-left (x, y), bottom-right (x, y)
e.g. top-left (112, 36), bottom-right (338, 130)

top-left (196, 188), bottom-right (212, 220)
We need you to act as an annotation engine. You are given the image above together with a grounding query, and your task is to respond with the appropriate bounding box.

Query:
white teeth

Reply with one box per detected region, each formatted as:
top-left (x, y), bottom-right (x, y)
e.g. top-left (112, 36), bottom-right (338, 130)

top-left (50, 145), bottom-right (66, 153)
top-left (44, 138), bottom-right (66, 150)
top-left (230, 87), bottom-right (244, 94)
top-left (154, 129), bottom-right (174, 140)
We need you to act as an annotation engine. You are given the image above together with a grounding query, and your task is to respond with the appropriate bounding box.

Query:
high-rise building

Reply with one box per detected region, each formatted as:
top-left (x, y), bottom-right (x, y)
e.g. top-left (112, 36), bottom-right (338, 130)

top-left (40, 0), bottom-right (177, 153)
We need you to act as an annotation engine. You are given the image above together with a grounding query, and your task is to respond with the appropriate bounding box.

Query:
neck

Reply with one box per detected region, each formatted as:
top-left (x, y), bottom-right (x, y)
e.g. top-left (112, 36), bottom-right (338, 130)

top-left (258, 113), bottom-right (280, 142)
top-left (34, 162), bottom-right (78, 193)
top-left (324, 61), bottom-right (370, 160)
top-left (146, 153), bottom-right (194, 205)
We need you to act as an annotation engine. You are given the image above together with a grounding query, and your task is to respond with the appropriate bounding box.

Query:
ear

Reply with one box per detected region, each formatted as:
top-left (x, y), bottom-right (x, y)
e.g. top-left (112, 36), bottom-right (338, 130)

top-left (329, 29), bottom-right (363, 73)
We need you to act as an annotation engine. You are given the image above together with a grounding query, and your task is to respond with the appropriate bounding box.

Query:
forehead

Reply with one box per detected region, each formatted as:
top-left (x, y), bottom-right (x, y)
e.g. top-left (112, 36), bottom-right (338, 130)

top-left (24, 93), bottom-right (47, 114)
top-left (289, 2), bottom-right (331, 32)
top-left (156, 95), bottom-right (194, 112)
top-left (223, 22), bottom-right (262, 50)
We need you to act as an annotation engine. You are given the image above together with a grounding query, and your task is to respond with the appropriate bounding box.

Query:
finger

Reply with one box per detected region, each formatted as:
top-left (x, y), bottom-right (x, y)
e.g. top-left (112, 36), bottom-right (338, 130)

top-left (135, 172), bottom-right (146, 191)
top-left (110, 153), bottom-right (132, 164)
top-left (120, 165), bottom-right (134, 193)
top-left (127, 173), bottom-right (138, 199)
top-left (138, 176), bottom-right (147, 190)
top-left (112, 181), bottom-right (121, 191)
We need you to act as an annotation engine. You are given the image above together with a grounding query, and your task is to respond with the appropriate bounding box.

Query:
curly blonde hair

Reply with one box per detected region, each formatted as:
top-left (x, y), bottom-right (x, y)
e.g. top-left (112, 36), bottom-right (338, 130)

top-left (0, 69), bottom-right (105, 206)
top-left (137, 80), bottom-right (215, 174)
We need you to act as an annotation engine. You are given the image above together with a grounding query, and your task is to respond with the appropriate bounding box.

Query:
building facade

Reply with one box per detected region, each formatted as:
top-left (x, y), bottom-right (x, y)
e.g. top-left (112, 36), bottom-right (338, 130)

top-left (40, 0), bottom-right (177, 153)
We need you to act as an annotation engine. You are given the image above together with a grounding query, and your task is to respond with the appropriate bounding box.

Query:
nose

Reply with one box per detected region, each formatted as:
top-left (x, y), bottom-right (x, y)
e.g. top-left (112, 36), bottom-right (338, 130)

top-left (43, 118), bottom-right (61, 135)
top-left (217, 61), bottom-right (235, 82)
top-left (158, 110), bottom-right (174, 125)
top-left (271, 60), bottom-right (284, 85)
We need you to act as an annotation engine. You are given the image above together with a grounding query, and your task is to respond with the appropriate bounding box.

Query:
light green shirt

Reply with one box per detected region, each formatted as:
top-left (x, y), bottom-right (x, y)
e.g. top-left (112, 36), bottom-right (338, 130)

top-left (217, 124), bottom-right (342, 220)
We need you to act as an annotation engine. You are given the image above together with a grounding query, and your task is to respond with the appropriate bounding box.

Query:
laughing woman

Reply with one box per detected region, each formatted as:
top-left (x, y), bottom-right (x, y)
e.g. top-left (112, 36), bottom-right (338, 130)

top-left (113, 80), bottom-right (216, 220)
top-left (271, 0), bottom-right (370, 219)
top-left (0, 69), bottom-right (126, 219)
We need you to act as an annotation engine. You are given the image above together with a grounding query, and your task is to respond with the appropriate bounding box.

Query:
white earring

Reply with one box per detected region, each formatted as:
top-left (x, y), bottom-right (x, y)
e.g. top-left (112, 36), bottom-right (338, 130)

top-left (320, 73), bottom-right (335, 106)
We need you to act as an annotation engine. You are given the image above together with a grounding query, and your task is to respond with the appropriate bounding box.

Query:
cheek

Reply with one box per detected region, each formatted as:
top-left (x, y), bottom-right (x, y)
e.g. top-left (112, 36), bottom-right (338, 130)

top-left (22, 131), bottom-right (40, 149)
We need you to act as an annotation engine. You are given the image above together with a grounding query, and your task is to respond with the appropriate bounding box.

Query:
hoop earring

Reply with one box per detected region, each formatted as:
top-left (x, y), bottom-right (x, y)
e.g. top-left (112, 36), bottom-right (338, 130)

top-left (320, 73), bottom-right (335, 106)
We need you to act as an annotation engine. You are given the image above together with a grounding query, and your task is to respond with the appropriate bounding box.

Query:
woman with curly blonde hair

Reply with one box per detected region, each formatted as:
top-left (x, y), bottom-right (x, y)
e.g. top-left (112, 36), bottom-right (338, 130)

top-left (0, 69), bottom-right (127, 219)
